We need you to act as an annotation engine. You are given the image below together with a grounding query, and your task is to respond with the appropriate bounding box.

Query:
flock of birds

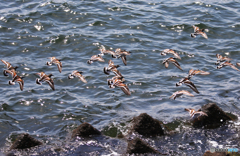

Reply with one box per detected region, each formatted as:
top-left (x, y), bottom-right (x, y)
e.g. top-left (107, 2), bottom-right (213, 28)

top-left (1, 25), bottom-right (240, 120)
top-left (162, 25), bottom-right (240, 120)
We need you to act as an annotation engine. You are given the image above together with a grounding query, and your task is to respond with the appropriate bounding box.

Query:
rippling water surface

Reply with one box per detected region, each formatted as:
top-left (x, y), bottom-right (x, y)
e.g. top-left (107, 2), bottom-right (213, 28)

top-left (0, 0), bottom-right (240, 155)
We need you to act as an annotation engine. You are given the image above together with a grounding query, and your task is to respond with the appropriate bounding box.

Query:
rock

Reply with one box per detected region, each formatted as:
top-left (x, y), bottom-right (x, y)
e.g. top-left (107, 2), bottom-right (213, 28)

top-left (203, 151), bottom-right (228, 156)
top-left (126, 138), bottom-right (159, 154)
top-left (71, 122), bottom-right (101, 138)
top-left (131, 113), bottom-right (164, 137)
top-left (193, 103), bottom-right (233, 129)
top-left (10, 133), bottom-right (42, 150)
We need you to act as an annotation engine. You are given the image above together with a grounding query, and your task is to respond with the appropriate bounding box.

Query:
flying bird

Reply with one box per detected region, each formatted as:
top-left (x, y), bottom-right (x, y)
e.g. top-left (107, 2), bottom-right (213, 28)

top-left (68, 70), bottom-right (87, 83)
top-left (1, 60), bottom-right (18, 76)
top-left (162, 57), bottom-right (183, 71)
top-left (161, 49), bottom-right (181, 60)
top-left (99, 46), bottom-right (117, 58)
top-left (36, 72), bottom-right (55, 90)
top-left (217, 61), bottom-right (239, 71)
top-left (103, 60), bottom-right (122, 77)
top-left (188, 69), bottom-right (210, 79)
top-left (87, 54), bottom-right (105, 64)
top-left (169, 90), bottom-right (194, 100)
top-left (215, 54), bottom-right (232, 65)
top-left (9, 75), bottom-right (24, 91)
top-left (115, 48), bottom-right (131, 66)
top-left (176, 77), bottom-right (199, 94)
top-left (46, 57), bottom-right (62, 73)
top-left (191, 25), bottom-right (208, 39)
top-left (185, 108), bottom-right (208, 120)
top-left (107, 76), bottom-right (130, 95)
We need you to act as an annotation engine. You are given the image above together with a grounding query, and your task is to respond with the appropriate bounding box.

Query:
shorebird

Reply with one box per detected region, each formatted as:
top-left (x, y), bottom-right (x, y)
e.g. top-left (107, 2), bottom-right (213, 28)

top-left (161, 49), bottom-right (181, 60)
top-left (99, 46), bottom-right (117, 58)
top-left (68, 70), bottom-right (87, 83)
top-left (9, 75), bottom-right (24, 91)
top-left (46, 57), bottom-right (62, 73)
top-left (191, 25), bottom-right (208, 39)
top-left (1, 60), bottom-right (18, 76)
top-left (176, 77), bottom-right (199, 94)
top-left (87, 54), bottom-right (105, 64)
top-left (169, 90), bottom-right (194, 100)
top-left (115, 48), bottom-right (131, 66)
top-left (103, 60), bottom-right (122, 77)
top-left (215, 54), bottom-right (232, 65)
top-left (107, 76), bottom-right (130, 95)
top-left (3, 68), bottom-right (18, 78)
top-left (36, 72), bottom-right (55, 90)
top-left (162, 57), bottom-right (183, 71)
top-left (187, 69), bottom-right (210, 79)
top-left (185, 108), bottom-right (208, 120)
top-left (1, 60), bottom-right (18, 70)
top-left (217, 61), bottom-right (239, 71)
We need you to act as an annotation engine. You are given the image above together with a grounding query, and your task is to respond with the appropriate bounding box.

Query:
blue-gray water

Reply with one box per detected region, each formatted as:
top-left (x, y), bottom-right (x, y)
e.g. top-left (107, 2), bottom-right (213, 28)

top-left (0, 0), bottom-right (240, 155)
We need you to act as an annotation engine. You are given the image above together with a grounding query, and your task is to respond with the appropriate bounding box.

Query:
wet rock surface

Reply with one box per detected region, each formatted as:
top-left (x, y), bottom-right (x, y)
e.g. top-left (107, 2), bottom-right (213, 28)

top-left (193, 103), bottom-right (234, 128)
top-left (10, 133), bottom-right (42, 150)
top-left (130, 113), bottom-right (164, 137)
top-left (126, 138), bottom-right (160, 155)
top-left (203, 151), bottom-right (229, 156)
top-left (71, 122), bottom-right (101, 138)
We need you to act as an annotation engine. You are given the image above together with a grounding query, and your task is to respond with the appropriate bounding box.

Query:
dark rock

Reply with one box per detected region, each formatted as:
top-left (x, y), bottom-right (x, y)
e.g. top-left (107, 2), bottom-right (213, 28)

top-left (10, 133), bottom-right (42, 150)
top-left (203, 151), bottom-right (228, 156)
top-left (126, 138), bottom-right (159, 154)
top-left (131, 113), bottom-right (164, 137)
top-left (193, 103), bottom-right (233, 129)
top-left (71, 122), bottom-right (101, 138)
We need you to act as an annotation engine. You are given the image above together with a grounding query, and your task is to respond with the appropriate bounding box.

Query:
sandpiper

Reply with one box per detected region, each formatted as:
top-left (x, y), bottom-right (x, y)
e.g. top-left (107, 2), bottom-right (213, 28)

top-left (68, 70), bottom-right (87, 83)
top-left (188, 69), bottom-right (210, 79)
top-left (161, 49), bottom-right (181, 60)
top-left (9, 75), bottom-right (24, 91)
top-left (162, 57), bottom-right (183, 71)
top-left (176, 77), bottom-right (199, 94)
top-left (99, 46), bottom-right (117, 58)
top-left (217, 61), bottom-right (239, 71)
top-left (185, 108), bottom-right (208, 120)
top-left (191, 25), bottom-right (208, 39)
top-left (3, 68), bottom-right (17, 78)
top-left (46, 57), bottom-right (62, 73)
top-left (215, 54), bottom-right (232, 65)
top-left (103, 60), bottom-right (122, 77)
top-left (115, 48), bottom-right (131, 66)
top-left (1, 60), bottom-right (18, 70)
top-left (169, 90), bottom-right (194, 100)
top-left (87, 54), bottom-right (105, 64)
top-left (36, 72), bottom-right (55, 90)
top-left (1, 60), bottom-right (18, 76)
top-left (107, 76), bottom-right (130, 95)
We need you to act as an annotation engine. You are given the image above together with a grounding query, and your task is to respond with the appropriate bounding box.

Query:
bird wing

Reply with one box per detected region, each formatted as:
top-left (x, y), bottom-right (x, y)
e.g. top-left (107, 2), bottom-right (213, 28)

top-left (121, 56), bottom-right (127, 66)
top-left (57, 62), bottom-right (62, 73)
top-left (17, 78), bottom-right (24, 91)
top-left (193, 25), bottom-right (200, 33)
top-left (111, 68), bottom-right (123, 77)
top-left (228, 63), bottom-right (240, 71)
top-left (46, 78), bottom-right (55, 90)
top-left (184, 80), bottom-right (200, 94)
top-left (180, 90), bottom-right (194, 97)
top-left (118, 83), bottom-right (131, 95)
top-left (79, 75), bottom-right (87, 83)
top-left (171, 60), bottom-right (183, 71)
top-left (200, 32), bottom-right (208, 39)
top-left (1, 60), bottom-right (12, 69)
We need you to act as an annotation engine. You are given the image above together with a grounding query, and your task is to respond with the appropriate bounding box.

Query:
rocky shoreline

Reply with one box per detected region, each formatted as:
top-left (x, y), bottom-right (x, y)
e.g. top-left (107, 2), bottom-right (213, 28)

top-left (4, 103), bottom-right (240, 156)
